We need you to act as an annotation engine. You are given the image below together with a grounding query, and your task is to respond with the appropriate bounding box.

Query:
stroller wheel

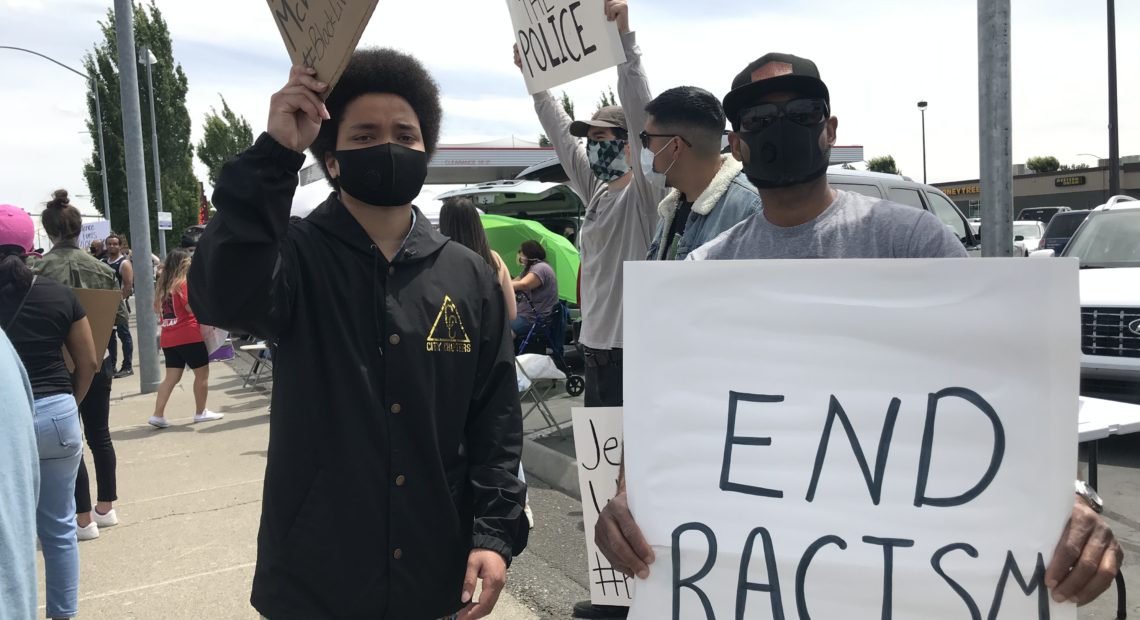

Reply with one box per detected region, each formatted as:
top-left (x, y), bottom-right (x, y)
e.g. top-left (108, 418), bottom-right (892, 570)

top-left (566, 375), bottom-right (585, 397)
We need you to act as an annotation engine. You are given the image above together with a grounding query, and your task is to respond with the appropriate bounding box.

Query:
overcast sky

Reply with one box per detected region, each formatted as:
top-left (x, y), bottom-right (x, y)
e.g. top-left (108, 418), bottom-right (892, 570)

top-left (1, 0), bottom-right (1137, 218)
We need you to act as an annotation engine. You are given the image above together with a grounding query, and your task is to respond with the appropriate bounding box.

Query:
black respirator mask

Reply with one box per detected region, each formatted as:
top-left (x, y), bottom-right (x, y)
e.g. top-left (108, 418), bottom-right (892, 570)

top-left (333, 143), bottom-right (430, 207)
top-left (736, 98), bottom-right (832, 189)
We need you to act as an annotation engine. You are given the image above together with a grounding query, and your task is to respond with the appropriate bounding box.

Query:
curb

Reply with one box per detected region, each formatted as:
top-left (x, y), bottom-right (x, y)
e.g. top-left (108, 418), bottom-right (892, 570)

top-left (522, 437), bottom-right (580, 501)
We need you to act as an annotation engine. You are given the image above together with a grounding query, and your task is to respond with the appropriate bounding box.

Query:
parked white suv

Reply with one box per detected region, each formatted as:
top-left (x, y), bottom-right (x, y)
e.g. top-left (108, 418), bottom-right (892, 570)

top-left (1034, 195), bottom-right (1140, 403)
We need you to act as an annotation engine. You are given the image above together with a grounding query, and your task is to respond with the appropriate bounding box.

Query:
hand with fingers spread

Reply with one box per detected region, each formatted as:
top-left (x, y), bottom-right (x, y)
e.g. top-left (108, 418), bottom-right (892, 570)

top-left (595, 491), bottom-right (655, 579)
top-left (1044, 499), bottom-right (1123, 606)
top-left (267, 65), bottom-right (331, 153)
top-left (456, 549), bottom-right (507, 620)
top-left (604, 0), bottom-right (630, 35)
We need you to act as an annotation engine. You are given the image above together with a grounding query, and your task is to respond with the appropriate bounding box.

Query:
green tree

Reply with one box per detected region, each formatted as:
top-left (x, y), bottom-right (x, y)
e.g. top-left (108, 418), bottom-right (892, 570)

top-left (867, 155), bottom-right (901, 175)
top-left (1059, 162), bottom-right (1090, 171)
top-left (597, 86), bottom-right (616, 111)
top-left (539, 91), bottom-right (577, 146)
top-left (82, 1), bottom-right (199, 251)
top-left (1026, 156), bottom-right (1061, 173)
top-left (196, 95), bottom-right (254, 186)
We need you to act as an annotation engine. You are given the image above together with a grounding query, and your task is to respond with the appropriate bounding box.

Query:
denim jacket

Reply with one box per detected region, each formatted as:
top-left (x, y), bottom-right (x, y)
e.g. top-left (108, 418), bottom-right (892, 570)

top-left (646, 156), bottom-right (762, 261)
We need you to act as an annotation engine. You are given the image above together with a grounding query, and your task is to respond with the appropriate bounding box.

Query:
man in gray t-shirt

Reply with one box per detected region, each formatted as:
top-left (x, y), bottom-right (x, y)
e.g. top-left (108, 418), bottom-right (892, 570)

top-left (689, 188), bottom-right (966, 261)
top-left (595, 52), bottom-right (1124, 609)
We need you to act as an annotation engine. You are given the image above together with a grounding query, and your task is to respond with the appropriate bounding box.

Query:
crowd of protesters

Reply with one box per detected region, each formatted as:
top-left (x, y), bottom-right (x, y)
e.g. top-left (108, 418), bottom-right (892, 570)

top-left (0, 0), bottom-right (1125, 618)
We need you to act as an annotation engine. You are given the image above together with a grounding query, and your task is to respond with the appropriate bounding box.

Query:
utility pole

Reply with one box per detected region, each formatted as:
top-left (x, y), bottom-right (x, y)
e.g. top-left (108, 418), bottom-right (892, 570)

top-left (1107, 0), bottom-right (1120, 197)
top-left (113, 0), bottom-right (160, 394)
top-left (978, 0), bottom-right (1013, 257)
top-left (141, 46), bottom-right (166, 259)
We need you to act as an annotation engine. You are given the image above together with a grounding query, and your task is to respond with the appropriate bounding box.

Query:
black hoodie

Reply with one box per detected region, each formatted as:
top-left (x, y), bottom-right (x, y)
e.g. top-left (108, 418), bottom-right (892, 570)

top-left (189, 134), bottom-right (528, 619)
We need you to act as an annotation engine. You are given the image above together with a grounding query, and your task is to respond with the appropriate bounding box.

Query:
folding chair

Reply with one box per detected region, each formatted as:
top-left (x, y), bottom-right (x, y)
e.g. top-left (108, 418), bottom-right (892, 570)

top-left (239, 342), bottom-right (273, 388)
top-left (515, 353), bottom-right (568, 438)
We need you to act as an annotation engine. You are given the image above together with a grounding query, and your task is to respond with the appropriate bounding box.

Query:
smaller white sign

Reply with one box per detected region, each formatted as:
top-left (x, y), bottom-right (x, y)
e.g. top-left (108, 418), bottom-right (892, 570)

top-left (79, 220), bottom-right (111, 250)
top-left (506, 0), bottom-right (627, 95)
top-left (157, 211), bottom-right (173, 231)
top-left (572, 407), bottom-right (634, 607)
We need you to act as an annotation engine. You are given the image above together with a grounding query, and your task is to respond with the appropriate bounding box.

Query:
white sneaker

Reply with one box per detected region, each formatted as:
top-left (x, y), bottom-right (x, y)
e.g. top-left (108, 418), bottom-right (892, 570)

top-left (93, 508), bottom-right (118, 528)
top-left (76, 521), bottom-right (99, 541)
top-left (193, 410), bottom-right (224, 423)
top-left (148, 416), bottom-right (170, 429)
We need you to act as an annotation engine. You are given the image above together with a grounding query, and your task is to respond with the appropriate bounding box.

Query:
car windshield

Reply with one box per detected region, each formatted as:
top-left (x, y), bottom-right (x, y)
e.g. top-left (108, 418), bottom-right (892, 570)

top-left (1044, 212), bottom-right (1089, 237)
top-left (1014, 223), bottom-right (1041, 238)
top-left (1062, 210), bottom-right (1140, 266)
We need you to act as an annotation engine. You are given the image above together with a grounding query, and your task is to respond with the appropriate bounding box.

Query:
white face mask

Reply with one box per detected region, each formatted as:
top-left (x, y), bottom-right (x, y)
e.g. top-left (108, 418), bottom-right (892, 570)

top-left (640, 138), bottom-right (678, 190)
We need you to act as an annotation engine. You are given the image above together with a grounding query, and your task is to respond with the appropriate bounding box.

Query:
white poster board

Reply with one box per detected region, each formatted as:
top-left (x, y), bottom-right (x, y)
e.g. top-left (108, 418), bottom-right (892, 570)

top-left (623, 259), bottom-right (1079, 619)
top-left (572, 407), bottom-right (634, 607)
top-left (506, 0), bottom-right (626, 95)
top-left (79, 220), bottom-right (111, 250)
top-left (157, 211), bottom-right (173, 231)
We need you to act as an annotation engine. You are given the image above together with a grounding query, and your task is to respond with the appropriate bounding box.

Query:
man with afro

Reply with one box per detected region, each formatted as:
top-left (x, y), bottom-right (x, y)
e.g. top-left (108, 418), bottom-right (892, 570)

top-left (189, 50), bottom-right (528, 620)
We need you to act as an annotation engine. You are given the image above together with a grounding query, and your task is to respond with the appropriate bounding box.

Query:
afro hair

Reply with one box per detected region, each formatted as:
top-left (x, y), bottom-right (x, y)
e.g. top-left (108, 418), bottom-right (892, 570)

top-left (310, 48), bottom-right (443, 190)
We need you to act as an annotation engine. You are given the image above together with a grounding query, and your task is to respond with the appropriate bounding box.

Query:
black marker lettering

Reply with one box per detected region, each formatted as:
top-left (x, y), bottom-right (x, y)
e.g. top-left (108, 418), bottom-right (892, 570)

top-left (672, 522), bottom-right (717, 620)
top-left (914, 387), bottom-right (1005, 508)
top-left (736, 527), bottom-right (784, 620)
top-left (720, 391), bottom-right (784, 498)
top-left (862, 536), bottom-right (915, 620)
top-left (795, 535), bottom-right (847, 619)
top-left (569, 1), bottom-right (597, 56)
top-left (806, 396), bottom-right (901, 505)
top-left (987, 551), bottom-right (1049, 620)
top-left (931, 543), bottom-right (982, 620)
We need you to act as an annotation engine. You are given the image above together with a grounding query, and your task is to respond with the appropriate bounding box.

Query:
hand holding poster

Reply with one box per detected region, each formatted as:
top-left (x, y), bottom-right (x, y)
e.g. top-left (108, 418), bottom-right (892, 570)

top-left (507, 0), bottom-right (626, 95)
top-left (573, 407), bottom-right (635, 607)
top-left (623, 259), bottom-right (1080, 619)
top-left (266, 0), bottom-right (380, 94)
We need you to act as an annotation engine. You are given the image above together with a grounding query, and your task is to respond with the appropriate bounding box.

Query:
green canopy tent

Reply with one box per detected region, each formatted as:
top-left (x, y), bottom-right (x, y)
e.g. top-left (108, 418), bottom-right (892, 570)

top-left (479, 214), bottom-right (579, 304)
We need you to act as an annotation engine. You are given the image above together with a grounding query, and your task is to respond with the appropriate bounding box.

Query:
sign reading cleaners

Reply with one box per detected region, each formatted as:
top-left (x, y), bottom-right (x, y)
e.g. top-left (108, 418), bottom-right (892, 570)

top-left (266, 0), bottom-right (380, 93)
top-left (506, 0), bottom-right (626, 95)
top-left (573, 408), bottom-right (635, 607)
top-left (623, 259), bottom-right (1080, 619)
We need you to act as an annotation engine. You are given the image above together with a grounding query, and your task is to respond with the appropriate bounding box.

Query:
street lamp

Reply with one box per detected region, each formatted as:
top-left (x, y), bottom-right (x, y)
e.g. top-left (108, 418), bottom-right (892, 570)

top-left (139, 46), bottom-right (166, 259)
top-left (0, 46), bottom-right (111, 218)
top-left (917, 101), bottom-right (928, 184)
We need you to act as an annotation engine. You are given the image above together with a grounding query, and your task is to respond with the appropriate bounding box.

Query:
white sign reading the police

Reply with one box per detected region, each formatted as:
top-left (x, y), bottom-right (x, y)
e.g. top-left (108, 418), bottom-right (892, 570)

top-left (623, 259), bottom-right (1080, 619)
top-left (506, 0), bottom-right (626, 95)
top-left (573, 407), bottom-right (634, 607)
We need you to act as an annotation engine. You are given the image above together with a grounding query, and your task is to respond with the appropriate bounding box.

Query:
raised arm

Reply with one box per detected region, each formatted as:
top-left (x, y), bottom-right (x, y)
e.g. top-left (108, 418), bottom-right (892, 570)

top-left (188, 66), bottom-right (330, 338)
top-left (514, 47), bottom-right (601, 202)
top-left (612, 2), bottom-right (664, 221)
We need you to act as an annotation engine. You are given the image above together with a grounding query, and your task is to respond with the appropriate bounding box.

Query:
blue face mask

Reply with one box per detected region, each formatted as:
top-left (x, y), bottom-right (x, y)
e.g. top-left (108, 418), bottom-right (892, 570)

top-left (587, 139), bottom-right (630, 182)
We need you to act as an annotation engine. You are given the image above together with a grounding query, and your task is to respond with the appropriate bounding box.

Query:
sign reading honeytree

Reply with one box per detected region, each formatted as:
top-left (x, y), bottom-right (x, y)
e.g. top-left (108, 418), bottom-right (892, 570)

top-left (506, 0), bottom-right (626, 95)
top-left (266, 0), bottom-right (380, 94)
top-left (623, 259), bottom-right (1080, 619)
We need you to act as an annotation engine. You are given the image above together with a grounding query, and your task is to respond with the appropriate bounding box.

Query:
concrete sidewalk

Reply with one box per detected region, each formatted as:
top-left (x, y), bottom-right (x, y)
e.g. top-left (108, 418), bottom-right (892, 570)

top-left (40, 342), bottom-right (538, 619)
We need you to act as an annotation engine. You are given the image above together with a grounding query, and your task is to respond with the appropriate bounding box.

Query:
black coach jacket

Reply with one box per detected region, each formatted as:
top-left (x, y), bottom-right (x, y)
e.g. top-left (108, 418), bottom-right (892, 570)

top-left (189, 134), bottom-right (528, 619)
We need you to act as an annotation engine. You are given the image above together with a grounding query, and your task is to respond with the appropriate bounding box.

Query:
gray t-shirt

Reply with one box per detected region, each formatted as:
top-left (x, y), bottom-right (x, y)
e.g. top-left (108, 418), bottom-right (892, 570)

top-left (517, 261), bottom-right (558, 322)
top-left (688, 189), bottom-right (968, 261)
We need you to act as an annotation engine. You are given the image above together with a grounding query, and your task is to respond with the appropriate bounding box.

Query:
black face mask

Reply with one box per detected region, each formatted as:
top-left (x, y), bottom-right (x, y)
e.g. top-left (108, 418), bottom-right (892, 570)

top-left (333, 143), bottom-right (429, 207)
top-left (740, 118), bottom-right (831, 189)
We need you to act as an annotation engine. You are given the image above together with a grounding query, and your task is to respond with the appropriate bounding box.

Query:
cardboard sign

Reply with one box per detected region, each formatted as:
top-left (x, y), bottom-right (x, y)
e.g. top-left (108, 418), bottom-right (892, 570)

top-left (572, 407), bottom-right (635, 607)
top-left (266, 0), bottom-right (381, 94)
top-left (623, 259), bottom-right (1079, 619)
top-left (63, 288), bottom-right (124, 371)
top-left (79, 220), bottom-right (111, 251)
top-left (506, 0), bottom-right (626, 95)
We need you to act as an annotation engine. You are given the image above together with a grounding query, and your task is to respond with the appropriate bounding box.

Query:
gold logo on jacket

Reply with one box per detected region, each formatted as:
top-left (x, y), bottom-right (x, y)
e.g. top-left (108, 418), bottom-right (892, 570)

top-left (426, 295), bottom-right (472, 353)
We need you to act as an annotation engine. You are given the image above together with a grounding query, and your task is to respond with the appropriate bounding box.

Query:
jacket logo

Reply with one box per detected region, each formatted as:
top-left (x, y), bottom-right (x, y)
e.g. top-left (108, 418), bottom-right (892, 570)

top-left (426, 295), bottom-right (472, 353)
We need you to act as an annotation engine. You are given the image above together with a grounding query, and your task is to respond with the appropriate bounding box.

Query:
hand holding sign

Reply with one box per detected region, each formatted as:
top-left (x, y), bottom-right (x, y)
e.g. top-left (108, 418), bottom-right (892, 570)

top-left (1045, 499), bottom-right (1122, 605)
top-left (596, 491), bottom-right (654, 579)
top-left (267, 65), bottom-right (330, 153)
top-left (604, 0), bottom-right (630, 35)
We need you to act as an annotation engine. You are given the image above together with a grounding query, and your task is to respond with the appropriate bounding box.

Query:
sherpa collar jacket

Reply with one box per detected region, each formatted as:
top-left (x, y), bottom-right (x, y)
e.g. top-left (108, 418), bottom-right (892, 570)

top-left (189, 133), bottom-right (528, 620)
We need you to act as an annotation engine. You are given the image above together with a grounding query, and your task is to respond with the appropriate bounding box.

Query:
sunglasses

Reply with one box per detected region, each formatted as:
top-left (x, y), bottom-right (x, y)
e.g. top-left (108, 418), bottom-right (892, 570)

top-left (638, 131), bottom-right (692, 150)
top-left (738, 98), bottom-right (830, 132)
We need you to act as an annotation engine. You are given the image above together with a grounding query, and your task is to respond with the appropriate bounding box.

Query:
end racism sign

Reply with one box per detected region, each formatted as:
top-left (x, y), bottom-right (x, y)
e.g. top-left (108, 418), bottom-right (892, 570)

top-left (623, 259), bottom-right (1080, 619)
top-left (267, 0), bottom-right (380, 94)
top-left (506, 0), bottom-right (626, 95)
top-left (573, 408), bottom-right (635, 607)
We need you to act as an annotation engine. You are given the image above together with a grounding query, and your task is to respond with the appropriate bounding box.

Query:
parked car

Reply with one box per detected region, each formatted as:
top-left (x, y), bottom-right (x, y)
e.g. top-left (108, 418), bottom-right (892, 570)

top-left (436, 180), bottom-right (585, 242)
top-left (1032, 196), bottom-right (1140, 404)
top-left (1012, 220), bottom-right (1046, 256)
top-left (1016, 206), bottom-right (1071, 225)
top-left (1039, 209), bottom-right (1091, 255)
top-left (827, 168), bottom-right (981, 255)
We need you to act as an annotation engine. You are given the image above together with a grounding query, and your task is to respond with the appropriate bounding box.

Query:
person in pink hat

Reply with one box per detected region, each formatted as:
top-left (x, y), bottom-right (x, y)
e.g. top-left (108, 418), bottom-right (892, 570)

top-left (0, 203), bottom-right (99, 620)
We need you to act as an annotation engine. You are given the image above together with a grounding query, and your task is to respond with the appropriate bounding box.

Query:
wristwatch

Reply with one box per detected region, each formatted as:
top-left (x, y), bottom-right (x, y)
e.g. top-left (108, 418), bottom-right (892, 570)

top-left (1075, 479), bottom-right (1104, 514)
